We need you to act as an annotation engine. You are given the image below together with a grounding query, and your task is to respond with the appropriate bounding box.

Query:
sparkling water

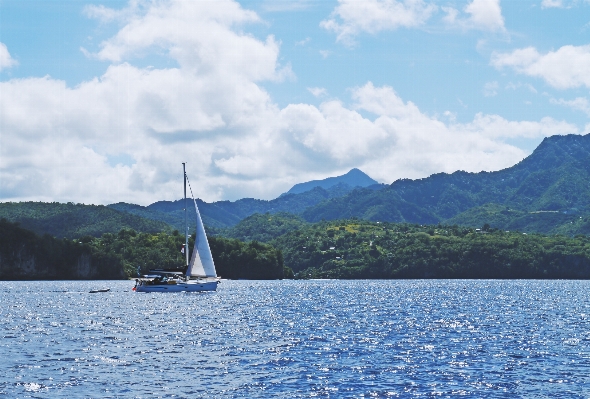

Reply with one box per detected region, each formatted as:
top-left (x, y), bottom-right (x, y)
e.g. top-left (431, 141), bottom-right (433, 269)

top-left (1, 280), bottom-right (589, 398)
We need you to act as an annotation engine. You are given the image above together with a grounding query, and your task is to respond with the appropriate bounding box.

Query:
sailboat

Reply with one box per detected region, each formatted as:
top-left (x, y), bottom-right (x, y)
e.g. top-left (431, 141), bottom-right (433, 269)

top-left (134, 163), bottom-right (219, 293)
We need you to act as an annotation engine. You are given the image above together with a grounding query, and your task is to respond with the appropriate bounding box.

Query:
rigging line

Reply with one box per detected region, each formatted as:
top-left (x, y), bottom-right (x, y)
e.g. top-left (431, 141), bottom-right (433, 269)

top-left (185, 172), bottom-right (197, 202)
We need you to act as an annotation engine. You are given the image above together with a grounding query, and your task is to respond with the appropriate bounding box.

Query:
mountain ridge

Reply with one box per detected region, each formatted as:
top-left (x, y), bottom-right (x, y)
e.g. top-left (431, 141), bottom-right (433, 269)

top-left (301, 133), bottom-right (590, 232)
top-left (2, 133), bottom-right (590, 237)
top-left (285, 168), bottom-right (379, 195)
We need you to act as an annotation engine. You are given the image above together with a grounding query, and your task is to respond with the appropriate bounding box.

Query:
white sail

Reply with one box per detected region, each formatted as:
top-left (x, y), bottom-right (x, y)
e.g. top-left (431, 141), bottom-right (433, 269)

top-left (186, 198), bottom-right (217, 278)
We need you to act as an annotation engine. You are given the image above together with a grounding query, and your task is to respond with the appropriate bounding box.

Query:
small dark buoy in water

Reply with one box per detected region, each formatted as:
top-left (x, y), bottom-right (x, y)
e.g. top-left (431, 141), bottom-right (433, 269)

top-left (89, 288), bottom-right (110, 293)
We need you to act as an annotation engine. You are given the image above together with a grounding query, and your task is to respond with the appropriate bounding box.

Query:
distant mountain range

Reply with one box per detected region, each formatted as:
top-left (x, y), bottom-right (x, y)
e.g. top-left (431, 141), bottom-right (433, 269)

top-left (284, 168), bottom-right (379, 195)
top-left (109, 168), bottom-right (382, 231)
top-left (301, 133), bottom-right (590, 235)
top-left (2, 133), bottom-right (590, 238)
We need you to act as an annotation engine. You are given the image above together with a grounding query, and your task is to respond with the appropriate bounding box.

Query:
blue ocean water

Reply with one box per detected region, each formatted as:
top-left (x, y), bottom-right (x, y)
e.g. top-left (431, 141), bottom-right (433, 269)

top-left (1, 280), bottom-right (589, 398)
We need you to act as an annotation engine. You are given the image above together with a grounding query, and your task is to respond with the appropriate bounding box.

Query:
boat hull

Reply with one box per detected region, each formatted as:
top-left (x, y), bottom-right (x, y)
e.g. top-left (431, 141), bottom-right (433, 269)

top-left (135, 281), bottom-right (218, 293)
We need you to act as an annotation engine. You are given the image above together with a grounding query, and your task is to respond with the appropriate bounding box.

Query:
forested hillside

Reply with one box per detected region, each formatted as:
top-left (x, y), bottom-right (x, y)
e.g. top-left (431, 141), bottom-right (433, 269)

top-left (221, 212), bottom-right (308, 243)
top-left (0, 218), bottom-right (124, 279)
top-left (0, 219), bottom-right (286, 280)
top-left (3, 212), bottom-right (590, 280)
top-left (267, 218), bottom-right (590, 279)
top-left (0, 202), bottom-right (171, 238)
top-left (108, 183), bottom-right (366, 230)
top-left (445, 204), bottom-right (590, 235)
top-left (301, 134), bottom-right (590, 234)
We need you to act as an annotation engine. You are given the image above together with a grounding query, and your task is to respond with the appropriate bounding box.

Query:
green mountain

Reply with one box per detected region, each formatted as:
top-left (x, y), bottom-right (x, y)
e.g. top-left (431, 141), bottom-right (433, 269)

top-left (445, 203), bottom-right (590, 235)
top-left (109, 183), bottom-right (364, 230)
top-left (301, 134), bottom-right (590, 234)
top-left (0, 183), bottom-right (356, 239)
top-left (285, 168), bottom-right (379, 195)
top-left (0, 202), bottom-right (171, 238)
top-left (222, 212), bottom-right (308, 243)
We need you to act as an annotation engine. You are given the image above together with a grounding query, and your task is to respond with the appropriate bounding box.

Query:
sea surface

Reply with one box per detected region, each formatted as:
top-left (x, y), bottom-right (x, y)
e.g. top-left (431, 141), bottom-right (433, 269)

top-left (1, 280), bottom-right (589, 398)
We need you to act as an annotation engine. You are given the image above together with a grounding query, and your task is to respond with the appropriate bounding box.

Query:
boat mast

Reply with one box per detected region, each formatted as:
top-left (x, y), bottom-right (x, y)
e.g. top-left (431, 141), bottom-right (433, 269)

top-left (183, 162), bottom-right (189, 272)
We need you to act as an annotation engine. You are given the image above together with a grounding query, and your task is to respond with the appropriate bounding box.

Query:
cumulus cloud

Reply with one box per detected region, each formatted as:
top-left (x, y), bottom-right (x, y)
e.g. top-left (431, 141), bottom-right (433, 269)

top-left (491, 45), bottom-right (590, 89)
top-left (443, 0), bottom-right (505, 32)
top-left (1, 1), bottom-right (288, 204)
top-left (87, 0), bottom-right (295, 84)
top-left (0, 43), bottom-right (17, 71)
top-left (0, 0), bottom-right (581, 205)
top-left (320, 0), bottom-right (437, 45)
top-left (465, 0), bottom-right (505, 31)
top-left (277, 82), bottom-right (578, 185)
top-left (551, 97), bottom-right (590, 116)
top-left (321, 0), bottom-right (506, 44)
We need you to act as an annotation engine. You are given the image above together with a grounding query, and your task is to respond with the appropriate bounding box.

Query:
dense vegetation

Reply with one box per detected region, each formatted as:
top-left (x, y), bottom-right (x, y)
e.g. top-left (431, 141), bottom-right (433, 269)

top-left (4, 211), bottom-right (590, 280)
top-left (266, 219), bottom-right (590, 279)
top-left (85, 229), bottom-right (285, 279)
top-left (0, 202), bottom-right (171, 239)
top-left (446, 204), bottom-right (590, 236)
top-left (0, 219), bottom-right (286, 280)
top-left (0, 218), bottom-right (123, 279)
top-left (221, 212), bottom-right (308, 243)
top-left (208, 237), bottom-right (286, 279)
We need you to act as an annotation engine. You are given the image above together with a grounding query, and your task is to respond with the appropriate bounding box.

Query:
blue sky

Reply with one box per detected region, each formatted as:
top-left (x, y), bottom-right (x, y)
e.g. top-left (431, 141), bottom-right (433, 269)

top-left (1, 0), bottom-right (589, 205)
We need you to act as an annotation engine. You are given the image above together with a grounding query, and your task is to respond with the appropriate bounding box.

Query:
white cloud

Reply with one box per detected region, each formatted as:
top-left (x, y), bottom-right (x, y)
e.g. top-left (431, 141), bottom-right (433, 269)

top-left (465, 0), bottom-right (505, 31)
top-left (540, 0), bottom-right (588, 8)
top-left (83, 4), bottom-right (126, 22)
top-left (505, 81), bottom-right (538, 93)
top-left (0, 1), bottom-right (288, 204)
top-left (491, 45), bottom-right (590, 89)
top-left (87, 0), bottom-right (295, 83)
top-left (278, 82), bottom-right (578, 185)
top-left (541, 0), bottom-right (564, 8)
top-left (320, 0), bottom-right (437, 46)
top-left (308, 87), bottom-right (328, 97)
top-left (483, 81), bottom-right (499, 97)
top-left (295, 37), bottom-right (311, 46)
top-left (0, 43), bottom-right (17, 71)
top-left (0, 1), bottom-right (582, 205)
top-left (551, 97), bottom-right (590, 116)
top-left (443, 0), bottom-right (505, 32)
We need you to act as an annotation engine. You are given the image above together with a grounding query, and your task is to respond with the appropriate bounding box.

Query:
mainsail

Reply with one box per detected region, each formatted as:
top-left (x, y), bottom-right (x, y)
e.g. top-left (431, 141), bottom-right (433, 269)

top-left (186, 198), bottom-right (217, 278)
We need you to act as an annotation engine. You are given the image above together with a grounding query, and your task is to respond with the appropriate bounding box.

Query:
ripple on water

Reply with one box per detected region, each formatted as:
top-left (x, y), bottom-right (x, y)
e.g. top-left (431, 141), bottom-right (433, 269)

top-left (0, 279), bottom-right (589, 398)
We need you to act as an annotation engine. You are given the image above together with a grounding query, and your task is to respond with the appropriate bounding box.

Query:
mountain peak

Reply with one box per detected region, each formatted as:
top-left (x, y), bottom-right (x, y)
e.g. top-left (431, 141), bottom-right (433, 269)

top-left (286, 169), bottom-right (378, 195)
top-left (514, 133), bottom-right (590, 172)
